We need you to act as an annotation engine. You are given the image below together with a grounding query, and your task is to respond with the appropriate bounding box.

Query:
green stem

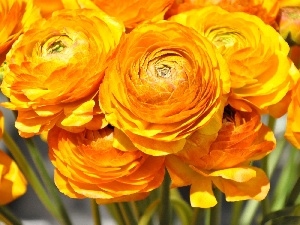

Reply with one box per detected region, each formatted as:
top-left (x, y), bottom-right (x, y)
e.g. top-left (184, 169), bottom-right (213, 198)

top-left (117, 203), bottom-right (137, 225)
top-left (191, 207), bottom-right (204, 225)
top-left (261, 156), bottom-right (270, 216)
top-left (106, 203), bottom-right (125, 225)
top-left (209, 189), bottom-right (222, 225)
top-left (2, 131), bottom-right (71, 225)
top-left (91, 199), bottom-right (101, 225)
top-left (24, 138), bottom-right (72, 225)
top-left (159, 172), bottom-right (171, 225)
top-left (286, 176), bottom-right (300, 206)
top-left (0, 206), bottom-right (22, 225)
top-left (230, 201), bottom-right (243, 225)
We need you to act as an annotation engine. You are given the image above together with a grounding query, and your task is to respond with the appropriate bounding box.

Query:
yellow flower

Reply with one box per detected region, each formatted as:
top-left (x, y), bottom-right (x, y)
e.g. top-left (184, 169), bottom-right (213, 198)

top-left (99, 21), bottom-right (230, 156)
top-left (285, 79), bottom-right (300, 148)
top-left (1, 9), bottom-right (124, 137)
top-left (0, 0), bottom-right (40, 64)
top-left (77, 0), bottom-right (174, 29)
top-left (0, 150), bottom-right (27, 205)
top-left (169, 6), bottom-right (299, 116)
top-left (48, 126), bottom-right (165, 203)
top-left (167, 0), bottom-right (279, 25)
top-left (166, 105), bottom-right (275, 208)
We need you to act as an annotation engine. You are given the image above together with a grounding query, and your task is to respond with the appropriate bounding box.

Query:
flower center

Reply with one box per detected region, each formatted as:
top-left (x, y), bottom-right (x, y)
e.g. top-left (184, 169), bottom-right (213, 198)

top-left (155, 64), bottom-right (171, 78)
top-left (41, 35), bottom-right (73, 56)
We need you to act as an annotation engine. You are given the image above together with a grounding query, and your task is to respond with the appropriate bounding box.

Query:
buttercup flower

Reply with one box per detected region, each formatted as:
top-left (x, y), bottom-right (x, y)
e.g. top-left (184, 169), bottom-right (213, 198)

top-left (170, 6), bottom-right (299, 116)
top-left (81, 0), bottom-right (174, 29)
top-left (0, 112), bottom-right (27, 205)
top-left (167, 0), bottom-right (279, 25)
top-left (0, 150), bottom-right (27, 205)
top-left (48, 126), bottom-right (165, 203)
top-left (285, 79), bottom-right (300, 149)
top-left (0, 0), bottom-right (40, 64)
top-left (99, 21), bottom-right (231, 156)
top-left (1, 9), bottom-right (124, 137)
top-left (166, 105), bottom-right (275, 208)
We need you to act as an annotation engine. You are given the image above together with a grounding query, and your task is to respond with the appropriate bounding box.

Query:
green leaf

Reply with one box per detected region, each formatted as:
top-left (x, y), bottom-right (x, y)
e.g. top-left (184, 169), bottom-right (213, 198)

top-left (266, 216), bottom-right (300, 225)
top-left (261, 204), bottom-right (300, 225)
top-left (138, 199), bottom-right (160, 225)
top-left (170, 197), bottom-right (193, 225)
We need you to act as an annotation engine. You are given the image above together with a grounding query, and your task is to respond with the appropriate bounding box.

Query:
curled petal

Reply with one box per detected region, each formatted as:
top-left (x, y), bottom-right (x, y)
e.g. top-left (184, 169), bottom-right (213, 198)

top-left (0, 150), bottom-right (27, 205)
top-left (1, 9), bottom-right (124, 136)
top-left (213, 167), bottom-right (270, 201)
top-left (48, 126), bottom-right (165, 202)
top-left (100, 21), bottom-right (230, 155)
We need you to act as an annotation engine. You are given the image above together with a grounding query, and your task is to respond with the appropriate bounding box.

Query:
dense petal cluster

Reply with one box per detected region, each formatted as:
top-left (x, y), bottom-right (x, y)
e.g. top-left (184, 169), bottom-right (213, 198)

top-left (0, 111), bottom-right (27, 205)
top-left (1, 9), bottom-right (124, 137)
top-left (169, 6), bottom-right (299, 116)
top-left (1, 0), bottom-right (299, 207)
top-left (166, 105), bottom-right (275, 207)
top-left (0, 0), bottom-right (40, 64)
top-left (99, 21), bottom-right (230, 156)
top-left (167, 0), bottom-right (279, 25)
top-left (48, 126), bottom-right (165, 202)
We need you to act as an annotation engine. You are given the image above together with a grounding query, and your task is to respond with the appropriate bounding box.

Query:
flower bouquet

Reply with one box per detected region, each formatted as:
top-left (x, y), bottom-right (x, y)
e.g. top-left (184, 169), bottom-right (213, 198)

top-left (0, 0), bottom-right (300, 225)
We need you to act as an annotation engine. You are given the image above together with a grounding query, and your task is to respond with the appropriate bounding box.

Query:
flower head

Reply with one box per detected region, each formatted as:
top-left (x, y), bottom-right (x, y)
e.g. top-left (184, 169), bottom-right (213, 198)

top-left (0, 0), bottom-right (40, 64)
top-left (83, 0), bottom-right (174, 29)
top-left (170, 6), bottom-right (299, 116)
top-left (99, 21), bottom-right (230, 156)
top-left (0, 150), bottom-right (27, 205)
top-left (1, 9), bottom-right (124, 137)
top-left (48, 126), bottom-right (165, 203)
top-left (166, 105), bottom-right (275, 208)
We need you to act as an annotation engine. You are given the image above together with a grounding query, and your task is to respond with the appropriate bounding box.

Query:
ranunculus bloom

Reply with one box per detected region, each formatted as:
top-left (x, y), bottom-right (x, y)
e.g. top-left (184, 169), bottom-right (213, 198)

top-left (285, 79), bottom-right (300, 149)
top-left (1, 9), bottom-right (124, 137)
top-left (0, 150), bottom-right (27, 205)
top-left (166, 105), bottom-right (275, 208)
top-left (0, 0), bottom-right (40, 64)
top-left (277, 7), bottom-right (300, 46)
top-left (99, 21), bottom-right (231, 156)
top-left (169, 6), bottom-right (299, 116)
top-left (80, 0), bottom-right (174, 29)
top-left (48, 126), bottom-right (165, 203)
top-left (166, 0), bottom-right (279, 26)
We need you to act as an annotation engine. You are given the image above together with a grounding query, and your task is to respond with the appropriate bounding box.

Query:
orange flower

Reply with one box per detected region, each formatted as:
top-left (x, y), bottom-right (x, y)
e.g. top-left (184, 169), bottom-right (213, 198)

top-left (167, 0), bottom-right (279, 25)
top-left (166, 105), bottom-right (275, 208)
top-left (1, 9), bottom-right (124, 137)
top-left (99, 21), bottom-right (230, 156)
top-left (48, 126), bottom-right (165, 203)
top-left (285, 79), bottom-right (300, 149)
top-left (170, 6), bottom-right (299, 116)
top-left (33, 0), bottom-right (64, 18)
top-left (0, 0), bottom-right (40, 64)
top-left (0, 150), bottom-right (27, 205)
top-left (79, 0), bottom-right (174, 29)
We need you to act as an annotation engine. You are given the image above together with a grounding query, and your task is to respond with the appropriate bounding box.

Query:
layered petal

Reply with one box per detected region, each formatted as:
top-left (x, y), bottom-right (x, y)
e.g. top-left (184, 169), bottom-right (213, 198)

top-left (99, 21), bottom-right (230, 156)
top-left (285, 79), bottom-right (300, 148)
top-left (169, 6), bottom-right (299, 116)
top-left (165, 105), bottom-right (274, 208)
top-left (1, 9), bottom-right (124, 137)
top-left (48, 126), bottom-right (165, 202)
top-left (0, 0), bottom-right (40, 64)
top-left (0, 150), bottom-right (27, 205)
